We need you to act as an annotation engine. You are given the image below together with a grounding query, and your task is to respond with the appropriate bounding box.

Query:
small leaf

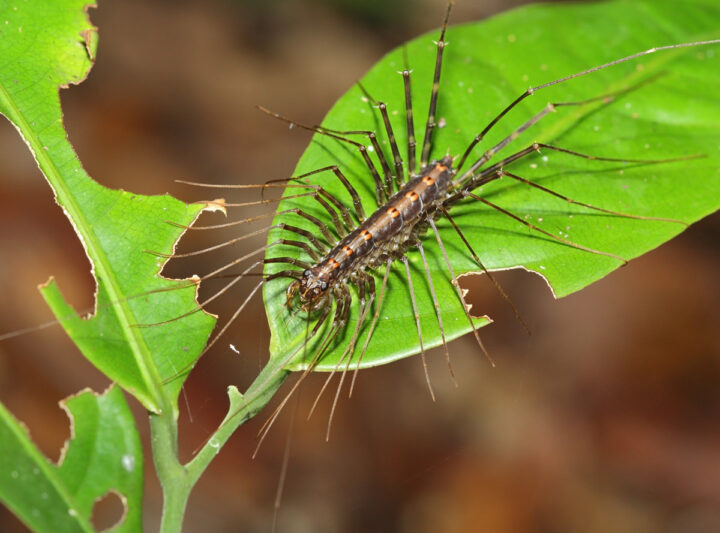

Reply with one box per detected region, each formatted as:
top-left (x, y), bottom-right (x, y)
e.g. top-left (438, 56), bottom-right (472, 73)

top-left (264, 0), bottom-right (720, 371)
top-left (0, 386), bottom-right (142, 533)
top-left (0, 0), bottom-right (215, 412)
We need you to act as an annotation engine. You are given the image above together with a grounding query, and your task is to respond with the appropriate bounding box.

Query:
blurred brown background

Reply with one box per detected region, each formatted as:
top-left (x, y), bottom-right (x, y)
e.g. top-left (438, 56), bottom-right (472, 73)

top-left (1, 0), bottom-right (719, 531)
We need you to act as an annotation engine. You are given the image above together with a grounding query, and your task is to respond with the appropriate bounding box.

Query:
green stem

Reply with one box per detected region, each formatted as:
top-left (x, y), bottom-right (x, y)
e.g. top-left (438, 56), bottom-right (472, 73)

top-left (150, 405), bottom-right (188, 533)
top-left (151, 359), bottom-right (290, 533)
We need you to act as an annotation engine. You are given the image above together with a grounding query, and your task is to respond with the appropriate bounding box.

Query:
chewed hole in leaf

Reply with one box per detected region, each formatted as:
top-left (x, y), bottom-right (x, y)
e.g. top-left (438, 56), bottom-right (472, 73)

top-left (91, 490), bottom-right (126, 532)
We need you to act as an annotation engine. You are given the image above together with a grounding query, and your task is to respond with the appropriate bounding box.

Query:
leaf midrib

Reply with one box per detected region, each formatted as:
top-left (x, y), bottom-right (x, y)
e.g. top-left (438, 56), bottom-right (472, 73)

top-left (0, 403), bottom-right (95, 532)
top-left (0, 80), bottom-right (166, 414)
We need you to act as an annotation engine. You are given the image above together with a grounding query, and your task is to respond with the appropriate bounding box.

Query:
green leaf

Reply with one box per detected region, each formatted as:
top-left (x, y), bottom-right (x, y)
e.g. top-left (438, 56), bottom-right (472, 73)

top-left (0, 0), bottom-right (215, 412)
top-left (264, 0), bottom-right (720, 371)
top-left (0, 386), bottom-right (143, 533)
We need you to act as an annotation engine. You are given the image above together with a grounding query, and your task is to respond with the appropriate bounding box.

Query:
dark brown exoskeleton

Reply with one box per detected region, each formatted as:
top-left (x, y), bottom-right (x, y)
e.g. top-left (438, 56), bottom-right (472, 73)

top-left (287, 157), bottom-right (454, 313)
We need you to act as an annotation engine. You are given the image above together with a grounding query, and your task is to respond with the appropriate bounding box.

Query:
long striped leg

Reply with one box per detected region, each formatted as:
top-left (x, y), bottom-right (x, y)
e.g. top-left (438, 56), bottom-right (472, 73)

top-left (277, 223), bottom-right (328, 255)
top-left (263, 257), bottom-right (312, 271)
top-left (287, 165), bottom-right (367, 222)
top-left (454, 39), bottom-right (720, 171)
top-left (416, 240), bottom-right (456, 384)
top-left (357, 84), bottom-right (405, 191)
top-left (161, 225), bottom-right (337, 381)
top-left (420, 2), bottom-right (452, 167)
top-left (290, 208), bottom-right (339, 245)
top-left (252, 302), bottom-right (336, 457)
top-left (221, 190), bottom-right (317, 209)
top-left (457, 103), bottom-right (559, 183)
top-left (315, 122), bottom-right (395, 197)
top-left (313, 192), bottom-right (349, 239)
top-left (160, 261), bottom-right (266, 384)
top-left (438, 205), bottom-right (530, 334)
top-left (401, 46), bottom-right (417, 176)
top-left (146, 223), bottom-right (279, 258)
top-left (167, 208), bottom-right (281, 231)
top-left (188, 184), bottom-right (350, 243)
top-left (271, 390), bottom-right (299, 533)
top-left (428, 218), bottom-right (494, 366)
top-left (147, 233), bottom-right (324, 329)
top-left (448, 141), bottom-right (701, 206)
top-left (324, 275), bottom-right (376, 440)
top-left (499, 169), bottom-right (687, 224)
top-left (465, 188), bottom-right (628, 263)
top-left (456, 88), bottom-right (631, 172)
top-left (456, 79), bottom-right (687, 183)
top-left (350, 258), bottom-right (392, 396)
top-left (256, 287), bottom-right (352, 449)
top-left (142, 242), bottom-right (283, 327)
top-left (307, 279), bottom-right (368, 419)
top-left (403, 255), bottom-right (435, 401)
top-left (257, 105), bottom-right (389, 205)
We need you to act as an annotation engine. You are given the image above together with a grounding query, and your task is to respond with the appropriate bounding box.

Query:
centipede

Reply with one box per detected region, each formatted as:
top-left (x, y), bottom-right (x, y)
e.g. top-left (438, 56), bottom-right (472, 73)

top-left (167, 1), bottom-right (720, 445)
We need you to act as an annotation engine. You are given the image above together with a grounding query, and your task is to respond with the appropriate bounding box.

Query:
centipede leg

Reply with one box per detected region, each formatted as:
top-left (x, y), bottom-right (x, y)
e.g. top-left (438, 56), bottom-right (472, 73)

top-left (254, 302), bottom-right (337, 455)
top-left (428, 219), bottom-right (494, 366)
top-left (324, 275), bottom-right (376, 438)
top-left (308, 282), bottom-right (360, 419)
top-left (420, 2), bottom-right (452, 167)
top-left (416, 240), bottom-right (456, 385)
top-left (357, 84), bottom-right (405, 191)
top-left (438, 205), bottom-right (530, 334)
top-left (257, 105), bottom-right (388, 204)
top-left (291, 165), bottom-right (367, 222)
top-left (316, 123), bottom-right (395, 198)
top-left (350, 258), bottom-right (391, 397)
top-left (401, 47), bottom-right (416, 176)
top-left (402, 255), bottom-right (435, 401)
top-left (498, 169), bottom-right (686, 224)
top-left (465, 189), bottom-right (628, 264)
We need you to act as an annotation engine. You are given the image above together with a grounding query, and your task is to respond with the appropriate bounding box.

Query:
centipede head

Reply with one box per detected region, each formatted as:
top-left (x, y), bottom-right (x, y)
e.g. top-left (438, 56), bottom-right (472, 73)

top-left (286, 268), bottom-right (329, 312)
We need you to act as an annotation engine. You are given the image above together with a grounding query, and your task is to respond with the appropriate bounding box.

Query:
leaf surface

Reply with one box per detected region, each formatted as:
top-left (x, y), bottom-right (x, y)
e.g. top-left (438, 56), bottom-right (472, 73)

top-left (264, 0), bottom-right (720, 371)
top-left (0, 0), bottom-right (215, 412)
top-left (0, 386), bottom-right (142, 533)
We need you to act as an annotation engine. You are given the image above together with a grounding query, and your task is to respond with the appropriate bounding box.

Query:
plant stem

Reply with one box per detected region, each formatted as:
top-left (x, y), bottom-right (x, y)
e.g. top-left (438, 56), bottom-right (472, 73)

top-left (150, 359), bottom-right (290, 533)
